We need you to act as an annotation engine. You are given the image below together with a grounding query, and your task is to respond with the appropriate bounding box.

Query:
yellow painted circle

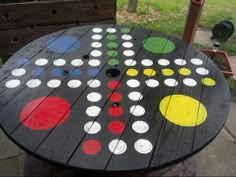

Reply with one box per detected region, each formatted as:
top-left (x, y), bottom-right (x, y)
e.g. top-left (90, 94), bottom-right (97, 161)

top-left (159, 95), bottom-right (207, 127)
top-left (161, 68), bottom-right (174, 76)
top-left (144, 69), bottom-right (156, 76)
top-left (126, 68), bottom-right (139, 76)
top-left (202, 78), bottom-right (216, 86)
top-left (178, 68), bottom-right (191, 76)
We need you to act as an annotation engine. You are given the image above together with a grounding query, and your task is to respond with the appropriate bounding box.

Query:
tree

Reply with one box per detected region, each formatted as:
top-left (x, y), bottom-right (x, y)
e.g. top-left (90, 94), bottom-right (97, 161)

top-left (127, 0), bottom-right (138, 13)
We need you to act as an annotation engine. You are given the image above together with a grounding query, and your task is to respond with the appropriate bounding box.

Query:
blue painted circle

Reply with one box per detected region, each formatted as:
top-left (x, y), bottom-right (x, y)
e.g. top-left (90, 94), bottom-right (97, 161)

top-left (69, 69), bottom-right (82, 76)
top-left (16, 57), bottom-right (29, 65)
top-left (51, 69), bottom-right (64, 76)
top-left (47, 36), bottom-right (80, 53)
top-left (32, 68), bottom-right (45, 76)
top-left (88, 69), bottom-right (99, 77)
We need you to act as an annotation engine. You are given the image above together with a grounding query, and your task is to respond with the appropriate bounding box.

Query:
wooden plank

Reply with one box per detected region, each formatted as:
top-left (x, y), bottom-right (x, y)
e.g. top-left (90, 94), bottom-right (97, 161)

top-left (150, 47), bottom-right (208, 169)
top-left (0, 25), bottom-right (92, 131)
top-left (0, 21), bottom-right (114, 57)
top-left (0, 0), bottom-right (116, 29)
top-left (106, 36), bottom-right (189, 172)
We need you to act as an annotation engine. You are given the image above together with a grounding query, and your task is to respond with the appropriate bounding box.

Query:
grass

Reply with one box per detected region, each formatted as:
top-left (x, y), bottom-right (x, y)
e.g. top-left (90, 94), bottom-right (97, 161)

top-left (117, 0), bottom-right (236, 55)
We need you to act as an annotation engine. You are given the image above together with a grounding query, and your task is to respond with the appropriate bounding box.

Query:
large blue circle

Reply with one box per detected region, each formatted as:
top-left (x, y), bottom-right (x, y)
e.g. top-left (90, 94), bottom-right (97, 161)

top-left (47, 36), bottom-right (80, 53)
top-left (88, 69), bottom-right (99, 77)
top-left (51, 69), bottom-right (64, 76)
top-left (32, 68), bottom-right (45, 76)
top-left (69, 69), bottom-right (82, 76)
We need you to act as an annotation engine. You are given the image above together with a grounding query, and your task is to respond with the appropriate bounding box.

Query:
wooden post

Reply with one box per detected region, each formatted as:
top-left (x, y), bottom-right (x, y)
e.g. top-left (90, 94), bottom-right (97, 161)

top-left (182, 0), bottom-right (205, 44)
top-left (127, 0), bottom-right (138, 13)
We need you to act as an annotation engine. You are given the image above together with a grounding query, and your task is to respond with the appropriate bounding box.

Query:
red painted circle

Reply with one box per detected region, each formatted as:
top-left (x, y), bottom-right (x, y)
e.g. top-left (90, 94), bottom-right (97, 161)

top-left (107, 80), bottom-right (121, 89)
top-left (108, 106), bottom-right (124, 117)
top-left (108, 121), bottom-right (125, 134)
top-left (108, 92), bottom-right (123, 102)
top-left (20, 96), bottom-right (70, 130)
top-left (82, 140), bottom-right (101, 155)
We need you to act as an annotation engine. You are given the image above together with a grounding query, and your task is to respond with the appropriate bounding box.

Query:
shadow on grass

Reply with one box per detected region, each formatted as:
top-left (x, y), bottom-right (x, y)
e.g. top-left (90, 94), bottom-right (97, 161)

top-left (228, 77), bottom-right (236, 103)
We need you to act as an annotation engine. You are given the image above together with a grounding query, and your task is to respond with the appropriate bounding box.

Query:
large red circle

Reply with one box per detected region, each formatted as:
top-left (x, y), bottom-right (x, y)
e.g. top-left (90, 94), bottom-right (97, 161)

top-left (107, 80), bottom-right (121, 89)
top-left (108, 92), bottom-right (123, 102)
top-left (82, 140), bottom-right (101, 155)
top-left (20, 96), bottom-right (71, 130)
top-left (108, 106), bottom-right (124, 117)
top-left (108, 121), bottom-right (125, 134)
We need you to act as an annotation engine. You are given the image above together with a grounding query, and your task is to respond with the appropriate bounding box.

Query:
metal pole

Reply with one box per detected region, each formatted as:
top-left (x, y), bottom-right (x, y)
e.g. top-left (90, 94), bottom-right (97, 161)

top-left (182, 0), bottom-right (205, 44)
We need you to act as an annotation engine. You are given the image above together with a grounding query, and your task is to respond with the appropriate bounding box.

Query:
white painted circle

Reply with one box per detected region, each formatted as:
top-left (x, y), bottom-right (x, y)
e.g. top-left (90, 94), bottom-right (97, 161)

top-left (87, 79), bottom-right (101, 88)
top-left (87, 92), bottom-right (102, 102)
top-left (130, 105), bottom-right (145, 116)
top-left (127, 79), bottom-right (140, 88)
top-left (90, 50), bottom-right (102, 57)
top-left (71, 59), bottom-right (83, 66)
top-left (196, 67), bottom-right (209, 75)
top-left (128, 91), bottom-right (143, 101)
top-left (123, 50), bottom-right (135, 57)
top-left (108, 139), bottom-right (127, 155)
top-left (107, 28), bottom-right (117, 33)
top-left (122, 42), bottom-right (133, 48)
top-left (92, 28), bottom-right (103, 33)
top-left (134, 139), bottom-right (153, 154)
top-left (141, 59), bottom-right (153, 66)
top-left (5, 79), bottom-right (21, 88)
top-left (174, 59), bottom-right (187, 66)
top-left (145, 79), bottom-right (159, 88)
top-left (91, 42), bottom-right (102, 48)
top-left (86, 106), bottom-right (101, 117)
top-left (158, 59), bottom-right (170, 66)
top-left (122, 34), bottom-right (132, 40)
top-left (191, 58), bottom-right (203, 65)
top-left (26, 79), bottom-right (41, 88)
top-left (12, 68), bottom-right (26, 76)
top-left (53, 59), bottom-right (66, 66)
top-left (67, 80), bottom-right (81, 88)
top-left (84, 121), bottom-right (101, 134)
top-left (183, 78), bottom-right (197, 87)
top-left (88, 59), bottom-right (101, 67)
top-left (47, 79), bottom-right (61, 88)
top-left (92, 34), bottom-right (102, 40)
top-left (35, 58), bottom-right (48, 66)
top-left (124, 59), bottom-right (137, 66)
top-left (132, 121), bottom-right (149, 134)
top-left (164, 78), bottom-right (178, 87)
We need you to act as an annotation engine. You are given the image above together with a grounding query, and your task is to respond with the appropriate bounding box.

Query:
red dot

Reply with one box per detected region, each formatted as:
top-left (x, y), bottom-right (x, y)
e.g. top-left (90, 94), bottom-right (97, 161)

top-left (108, 121), bottom-right (125, 134)
top-left (108, 92), bottom-right (122, 102)
top-left (107, 80), bottom-right (121, 89)
top-left (20, 96), bottom-right (70, 130)
top-left (108, 106), bottom-right (124, 117)
top-left (82, 140), bottom-right (101, 155)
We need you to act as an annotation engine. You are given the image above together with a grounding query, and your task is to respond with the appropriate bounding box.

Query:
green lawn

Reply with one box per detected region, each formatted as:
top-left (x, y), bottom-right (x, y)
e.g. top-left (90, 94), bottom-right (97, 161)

top-left (117, 0), bottom-right (236, 55)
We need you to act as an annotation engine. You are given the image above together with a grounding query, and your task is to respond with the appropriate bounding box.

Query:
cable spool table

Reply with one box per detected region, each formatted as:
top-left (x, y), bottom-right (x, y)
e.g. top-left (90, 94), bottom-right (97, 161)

top-left (0, 24), bottom-right (231, 175)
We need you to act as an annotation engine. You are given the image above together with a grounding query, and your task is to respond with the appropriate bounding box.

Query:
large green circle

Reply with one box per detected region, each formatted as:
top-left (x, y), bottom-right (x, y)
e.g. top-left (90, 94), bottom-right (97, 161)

top-left (107, 42), bottom-right (118, 49)
top-left (107, 34), bottom-right (117, 40)
top-left (107, 50), bottom-right (119, 57)
top-left (108, 59), bottom-right (119, 66)
top-left (121, 28), bottom-right (131, 33)
top-left (143, 37), bottom-right (175, 54)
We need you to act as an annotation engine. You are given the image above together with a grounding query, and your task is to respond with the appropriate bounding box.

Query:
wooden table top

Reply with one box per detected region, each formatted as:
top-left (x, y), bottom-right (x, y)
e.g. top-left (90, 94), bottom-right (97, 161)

top-left (0, 24), bottom-right (231, 172)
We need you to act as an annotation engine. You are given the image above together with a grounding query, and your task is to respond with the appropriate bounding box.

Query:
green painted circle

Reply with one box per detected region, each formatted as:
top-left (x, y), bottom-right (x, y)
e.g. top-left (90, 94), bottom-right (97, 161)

top-left (121, 28), bottom-right (131, 33)
top-left (107, 50), bottom-right (119, 57)
top-left (107, 34), bottom-right (117, 40)
top-left (108, 59), bottom-right (119, 66)
top-left (107, 42), bottom-right (118, 49)
top-left (143, 37), bottom-right (175, 54)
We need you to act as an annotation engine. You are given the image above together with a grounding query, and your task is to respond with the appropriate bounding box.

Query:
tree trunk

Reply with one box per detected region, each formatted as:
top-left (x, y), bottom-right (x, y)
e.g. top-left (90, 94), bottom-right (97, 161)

top-left (127, 0), bottom-right (138, 13)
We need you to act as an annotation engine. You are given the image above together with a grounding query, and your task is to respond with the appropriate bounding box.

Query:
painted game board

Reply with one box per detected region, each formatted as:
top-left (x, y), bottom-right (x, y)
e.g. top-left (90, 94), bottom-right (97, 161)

top-left (0, 25), bottom-right (230, 172)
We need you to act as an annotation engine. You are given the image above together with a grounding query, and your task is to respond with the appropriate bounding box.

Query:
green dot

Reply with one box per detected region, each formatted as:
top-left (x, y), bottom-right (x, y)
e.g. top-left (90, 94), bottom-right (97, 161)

top-left (107, 50), bottom-right (118, 57)
top-left (107, 42), bottom-right (118, 49)
top-left (121, 28), bottom-right (131, 33)
top-left (108, 59), bottom-right (119, 66)
top-left (143, 37), bottom-right (175, 54)
top-left (107, 34), bottom-right (117, 40)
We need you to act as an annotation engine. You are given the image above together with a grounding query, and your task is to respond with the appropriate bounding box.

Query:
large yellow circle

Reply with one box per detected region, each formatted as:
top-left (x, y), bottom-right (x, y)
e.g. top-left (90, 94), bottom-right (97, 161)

top-left (144, 68), bottom-right (156, 76)
top-left (178, 68), bottom-right (191, 76)
top-left (126, 68), bottom-right (139, 76)
top-left (202, 78), bottom-right (216, 86)
top-left (162, 68), bottom-right (174, 76)
top-left (159, 95), bottom-right (207, 127)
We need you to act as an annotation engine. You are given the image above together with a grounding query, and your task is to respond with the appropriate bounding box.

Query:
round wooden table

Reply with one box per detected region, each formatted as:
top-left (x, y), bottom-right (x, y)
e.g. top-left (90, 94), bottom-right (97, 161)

top-left (0, 24), bottom-right (231, 173)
